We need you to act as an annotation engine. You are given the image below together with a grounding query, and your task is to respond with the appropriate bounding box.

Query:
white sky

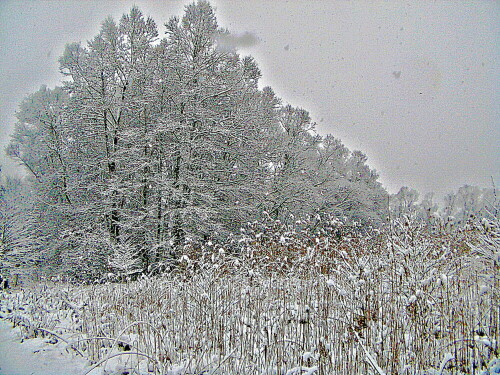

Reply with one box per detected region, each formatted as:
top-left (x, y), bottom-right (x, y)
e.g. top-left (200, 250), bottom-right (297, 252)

top-left (0, 0), bottom-right (498, 197)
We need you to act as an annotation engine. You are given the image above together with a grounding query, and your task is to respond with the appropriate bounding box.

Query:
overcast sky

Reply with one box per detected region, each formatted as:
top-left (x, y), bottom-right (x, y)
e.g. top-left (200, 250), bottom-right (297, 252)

top-left (0, 0), bottom-right (498, 197)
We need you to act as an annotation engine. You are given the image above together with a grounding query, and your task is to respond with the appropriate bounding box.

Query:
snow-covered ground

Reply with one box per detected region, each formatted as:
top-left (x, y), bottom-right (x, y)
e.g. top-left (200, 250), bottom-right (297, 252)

top-left (0, 319), bottom-right (93, 375)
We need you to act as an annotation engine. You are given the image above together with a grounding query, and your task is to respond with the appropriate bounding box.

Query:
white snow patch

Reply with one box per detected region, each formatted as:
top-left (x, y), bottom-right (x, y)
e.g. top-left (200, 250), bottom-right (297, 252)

top-left (0, 319), bottom-right (97, 375)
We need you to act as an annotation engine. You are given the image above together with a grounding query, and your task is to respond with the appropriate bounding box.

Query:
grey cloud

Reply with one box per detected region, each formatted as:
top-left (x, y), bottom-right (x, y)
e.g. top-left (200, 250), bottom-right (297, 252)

top-left (216, 31), bottom-right (260, 51)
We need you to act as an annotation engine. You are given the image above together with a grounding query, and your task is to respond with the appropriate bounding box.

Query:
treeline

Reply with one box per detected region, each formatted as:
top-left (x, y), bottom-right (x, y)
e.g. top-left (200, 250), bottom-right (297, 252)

top-left (0, 2), bottom-right (387, 279)
top-left (390, 185), bottom-right (498, 229)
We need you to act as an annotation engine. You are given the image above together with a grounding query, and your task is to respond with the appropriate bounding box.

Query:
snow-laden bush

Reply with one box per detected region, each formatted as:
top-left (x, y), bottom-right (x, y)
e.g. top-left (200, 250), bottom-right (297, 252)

top-left (1, 216), bottom-right (498, 374)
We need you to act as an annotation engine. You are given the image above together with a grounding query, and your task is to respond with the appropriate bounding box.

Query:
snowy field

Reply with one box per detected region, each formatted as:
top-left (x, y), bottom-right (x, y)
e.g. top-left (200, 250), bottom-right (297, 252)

top-left (0, 221), bottom-right (499, 375)
top-left (0, 319), bottom-right (93, 375)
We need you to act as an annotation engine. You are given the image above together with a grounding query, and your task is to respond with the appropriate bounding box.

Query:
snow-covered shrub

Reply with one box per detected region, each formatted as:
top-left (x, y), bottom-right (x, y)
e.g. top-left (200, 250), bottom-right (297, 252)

top-left (1, 215), bottom-right (498, 374)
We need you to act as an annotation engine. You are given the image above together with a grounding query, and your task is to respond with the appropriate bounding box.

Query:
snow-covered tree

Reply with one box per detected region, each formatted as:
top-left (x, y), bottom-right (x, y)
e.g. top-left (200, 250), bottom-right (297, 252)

top-left (6, 1), bottom-right (389, 278)
top-left (390, 186), bottom-right (420, 219)
top-left (0, 172), bottom-right (38, 277)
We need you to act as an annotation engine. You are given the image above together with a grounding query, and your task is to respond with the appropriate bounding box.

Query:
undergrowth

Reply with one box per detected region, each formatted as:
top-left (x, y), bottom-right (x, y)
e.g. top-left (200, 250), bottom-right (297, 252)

top-left (0, 216), bottom-right (498, 375)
